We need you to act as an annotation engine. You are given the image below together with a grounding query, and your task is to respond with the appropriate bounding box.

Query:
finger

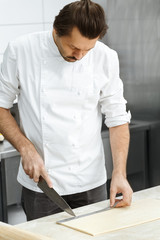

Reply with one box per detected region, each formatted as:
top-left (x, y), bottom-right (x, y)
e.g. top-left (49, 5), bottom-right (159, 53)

top-left (111, 199), bottom-right (122, 208)
top-left (41, 169), bottom-right (53, 188)
top-left (23, 164), bottom-right (34, 178)
top-left (110, 188), bottom-right (117, 207)
top-left (25, 169), bottom-right (33, 179)
top-left (123, 190), bottom-right (132, 205)
top-left (114, 199), bottom-right (126, 207)
top-left (33, 173), bottom-right (40, 183)
top-left (115, 194), bottom-right (132, 207)
top-left (29, 173), bottom-right (33, 179)
top-left (23, 166), bottom-right (31, 176)
top-left (31, 167), bottom-right (41, 183)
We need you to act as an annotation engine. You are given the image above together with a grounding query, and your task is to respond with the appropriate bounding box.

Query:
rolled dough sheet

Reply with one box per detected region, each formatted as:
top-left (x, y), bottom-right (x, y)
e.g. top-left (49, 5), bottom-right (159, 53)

top-left (58, 199), bottom-right (160, 236)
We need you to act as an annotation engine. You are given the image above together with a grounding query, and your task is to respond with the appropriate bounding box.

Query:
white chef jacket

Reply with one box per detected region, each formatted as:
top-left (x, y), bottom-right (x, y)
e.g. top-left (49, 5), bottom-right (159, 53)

top-left (0, 31), bottom-right (131, 195)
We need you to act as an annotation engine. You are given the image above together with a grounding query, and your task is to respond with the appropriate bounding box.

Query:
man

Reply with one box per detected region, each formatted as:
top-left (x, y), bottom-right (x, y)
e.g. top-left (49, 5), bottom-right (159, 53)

top-left (0, 0), bottom-right (132, 221)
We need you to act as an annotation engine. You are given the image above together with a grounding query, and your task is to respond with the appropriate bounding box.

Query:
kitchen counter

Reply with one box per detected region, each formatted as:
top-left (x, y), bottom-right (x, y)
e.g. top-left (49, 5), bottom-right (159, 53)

top-left (0, 119), bottom-right (151, 160)
top-left (16, 186), bottom-right (160, 240)
top-left (0, 140), bottom-right (20, 222)
top-left (0, 140), bottom-right (19, 160)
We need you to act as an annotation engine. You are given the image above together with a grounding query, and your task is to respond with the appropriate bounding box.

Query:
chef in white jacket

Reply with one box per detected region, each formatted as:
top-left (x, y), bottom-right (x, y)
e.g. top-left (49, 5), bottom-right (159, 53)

top-left (0, 0), bottom-right (132, 220)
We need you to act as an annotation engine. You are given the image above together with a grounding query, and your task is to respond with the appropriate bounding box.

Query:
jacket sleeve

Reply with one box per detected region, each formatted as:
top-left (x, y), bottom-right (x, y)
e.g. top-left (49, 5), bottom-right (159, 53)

top-left (0, 42), bottom-right (19, 109)
top-left (99, 50), bottom-right (131, 128)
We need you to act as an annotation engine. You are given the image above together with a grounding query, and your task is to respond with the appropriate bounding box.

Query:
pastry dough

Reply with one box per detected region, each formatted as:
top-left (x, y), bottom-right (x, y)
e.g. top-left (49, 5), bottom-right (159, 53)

top-left (58, 199), bottom-right (160, 236)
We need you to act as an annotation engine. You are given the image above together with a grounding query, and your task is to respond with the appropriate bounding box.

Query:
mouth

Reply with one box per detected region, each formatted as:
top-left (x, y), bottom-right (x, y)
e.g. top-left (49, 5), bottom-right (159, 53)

top-left (65, 56), bottom-right (77, 62)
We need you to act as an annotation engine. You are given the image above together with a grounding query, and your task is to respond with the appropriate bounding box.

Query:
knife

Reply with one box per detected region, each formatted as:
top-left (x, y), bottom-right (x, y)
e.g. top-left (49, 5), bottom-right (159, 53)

top-left (38, 176), bottom-right (76, 217)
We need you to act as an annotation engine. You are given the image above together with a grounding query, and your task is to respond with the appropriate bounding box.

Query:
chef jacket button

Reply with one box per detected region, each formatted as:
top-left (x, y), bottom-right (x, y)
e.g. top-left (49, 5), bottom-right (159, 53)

top-left (72, 143), bottom-right (78, 148)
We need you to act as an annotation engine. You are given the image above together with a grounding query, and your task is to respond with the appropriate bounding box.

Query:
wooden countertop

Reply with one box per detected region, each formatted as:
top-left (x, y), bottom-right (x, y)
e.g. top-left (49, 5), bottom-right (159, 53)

top-left (15, 186), bottom-right (160, 240)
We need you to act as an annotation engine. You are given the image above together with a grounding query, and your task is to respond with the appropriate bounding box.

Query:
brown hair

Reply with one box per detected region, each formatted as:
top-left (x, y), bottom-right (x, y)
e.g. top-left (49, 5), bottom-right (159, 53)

top-left (53, 0), bottom-right (108, 39)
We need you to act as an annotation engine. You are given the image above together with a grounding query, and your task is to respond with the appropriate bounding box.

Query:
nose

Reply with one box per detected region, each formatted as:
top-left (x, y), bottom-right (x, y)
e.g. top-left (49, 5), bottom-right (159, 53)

top-left (73, 49), bottom-right (83, 60)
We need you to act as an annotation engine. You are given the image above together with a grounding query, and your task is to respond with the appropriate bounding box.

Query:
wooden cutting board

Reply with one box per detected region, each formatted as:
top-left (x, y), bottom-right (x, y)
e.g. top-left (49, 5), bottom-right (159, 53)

top-left (58, 198), bottom-right (160, 236)
top-left (0, 222), bottom-right (53, 240)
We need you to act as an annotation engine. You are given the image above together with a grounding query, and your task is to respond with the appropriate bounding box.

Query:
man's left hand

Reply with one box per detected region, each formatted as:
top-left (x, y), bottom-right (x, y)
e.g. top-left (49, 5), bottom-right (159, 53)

top-left (110, 171), bottom-right (133, 208)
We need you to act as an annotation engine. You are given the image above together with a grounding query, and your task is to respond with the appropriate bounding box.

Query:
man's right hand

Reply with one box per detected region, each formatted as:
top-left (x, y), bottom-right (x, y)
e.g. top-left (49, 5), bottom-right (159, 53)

top-left (21, 144), bottom-right (53, 188)
top-left (0, 107), bottom-right (52, 188)
top-left (0, 107), bottom-right (52, 187)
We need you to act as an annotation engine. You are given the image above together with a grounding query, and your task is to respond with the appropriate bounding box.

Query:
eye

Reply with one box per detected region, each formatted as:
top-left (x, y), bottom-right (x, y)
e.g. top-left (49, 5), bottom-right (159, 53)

top-left (69, 45), bottom-right (76, 50)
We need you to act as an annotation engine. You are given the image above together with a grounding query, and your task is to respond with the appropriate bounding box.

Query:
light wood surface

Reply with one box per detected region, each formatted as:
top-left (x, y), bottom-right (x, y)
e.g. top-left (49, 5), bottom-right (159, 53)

top-left (15, 186), bottom-right (160, 240)
top-left (59, 198), bottom-right (160, 236)
top-left (0, 222), bottom-right (53, 240)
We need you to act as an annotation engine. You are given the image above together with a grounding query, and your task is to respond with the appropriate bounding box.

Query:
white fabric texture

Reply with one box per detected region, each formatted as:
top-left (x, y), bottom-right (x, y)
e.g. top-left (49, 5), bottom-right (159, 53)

top-left (0, 31), bottom-right (131, 195)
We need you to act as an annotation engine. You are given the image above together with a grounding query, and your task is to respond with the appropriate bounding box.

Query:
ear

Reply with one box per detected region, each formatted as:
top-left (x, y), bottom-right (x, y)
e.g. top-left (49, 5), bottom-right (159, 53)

top-left (53, 28), bottom-right (57, 35)
top-left (52, 29), bottom-right (57, 41)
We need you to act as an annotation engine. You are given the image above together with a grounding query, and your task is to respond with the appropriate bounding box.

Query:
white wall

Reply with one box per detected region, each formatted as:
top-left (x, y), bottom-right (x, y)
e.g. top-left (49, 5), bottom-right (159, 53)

top-left (0, 0), bottom-right (107, 62)
top-left (0, 0), bottom-right (77, 62)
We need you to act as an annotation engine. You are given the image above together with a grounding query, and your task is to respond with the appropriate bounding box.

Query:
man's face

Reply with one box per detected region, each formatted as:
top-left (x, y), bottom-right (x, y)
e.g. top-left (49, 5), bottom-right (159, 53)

top-left (53, 27), bottom-right (99, 62)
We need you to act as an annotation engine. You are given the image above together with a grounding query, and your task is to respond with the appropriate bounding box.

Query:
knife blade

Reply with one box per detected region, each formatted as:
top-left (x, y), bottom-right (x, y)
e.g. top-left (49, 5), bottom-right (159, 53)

top-left (38, 176), bottom-right (76, 217)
